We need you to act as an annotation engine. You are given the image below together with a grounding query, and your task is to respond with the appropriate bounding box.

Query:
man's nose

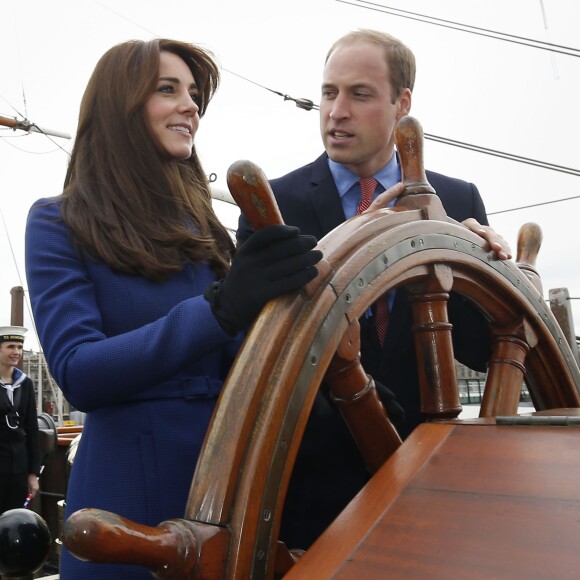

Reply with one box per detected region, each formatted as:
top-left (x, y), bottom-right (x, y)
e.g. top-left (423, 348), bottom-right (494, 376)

top-left (329, 94), bottom-right (349, 121)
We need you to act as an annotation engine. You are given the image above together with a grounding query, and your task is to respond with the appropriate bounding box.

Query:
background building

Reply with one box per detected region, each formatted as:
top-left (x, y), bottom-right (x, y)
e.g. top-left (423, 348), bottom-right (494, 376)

top-left (22, 349), bottom-right (71, 425)
top-left (456, 362), bottom-right (531, 407)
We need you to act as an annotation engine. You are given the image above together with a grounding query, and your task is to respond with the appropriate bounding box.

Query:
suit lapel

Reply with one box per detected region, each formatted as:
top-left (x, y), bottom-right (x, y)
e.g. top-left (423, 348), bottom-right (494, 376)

top-left (307, 154), bottom-right (346, 239)
top-left (305, 155), bottom-right (411, 359)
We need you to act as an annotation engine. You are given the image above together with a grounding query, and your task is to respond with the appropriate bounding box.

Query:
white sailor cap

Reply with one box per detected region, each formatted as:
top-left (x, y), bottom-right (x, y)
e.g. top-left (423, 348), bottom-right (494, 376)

top-left (0, 326), bottom-right (27, 343)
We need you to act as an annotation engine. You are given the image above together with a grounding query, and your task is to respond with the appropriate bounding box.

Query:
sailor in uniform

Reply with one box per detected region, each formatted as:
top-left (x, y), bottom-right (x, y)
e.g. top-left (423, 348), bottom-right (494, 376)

top-left (0, 326), bottom-right (41, 513)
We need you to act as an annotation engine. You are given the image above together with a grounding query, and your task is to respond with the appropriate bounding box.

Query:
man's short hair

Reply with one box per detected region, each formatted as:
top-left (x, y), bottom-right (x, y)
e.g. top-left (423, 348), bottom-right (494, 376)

top-left (325, 29), bottom-right (416, 102)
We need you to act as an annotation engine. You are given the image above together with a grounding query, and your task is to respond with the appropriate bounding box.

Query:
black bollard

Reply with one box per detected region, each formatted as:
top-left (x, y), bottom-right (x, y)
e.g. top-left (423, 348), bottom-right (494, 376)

top-left (0, 509), bottom-right (51, 577)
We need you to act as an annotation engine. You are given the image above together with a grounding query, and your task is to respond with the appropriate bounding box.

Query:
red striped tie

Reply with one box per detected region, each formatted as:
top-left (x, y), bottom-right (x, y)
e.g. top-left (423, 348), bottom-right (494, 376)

top-left (356, 177), bottom-right (378, 214)
top-left (357, 177), bottom-right (389, 345)
top-left (375, 298), bottom-right (389, 346)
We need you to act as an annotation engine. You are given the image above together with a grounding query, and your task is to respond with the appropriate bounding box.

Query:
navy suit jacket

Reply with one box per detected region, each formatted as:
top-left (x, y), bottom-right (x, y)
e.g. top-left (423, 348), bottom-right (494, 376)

top-left (237, 152), bottom-right (492, 549)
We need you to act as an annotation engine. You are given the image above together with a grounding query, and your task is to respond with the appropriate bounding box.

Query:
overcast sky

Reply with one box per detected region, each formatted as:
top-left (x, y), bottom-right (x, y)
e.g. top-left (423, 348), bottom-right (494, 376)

top-left (1, 0), bottom-right (579, 352)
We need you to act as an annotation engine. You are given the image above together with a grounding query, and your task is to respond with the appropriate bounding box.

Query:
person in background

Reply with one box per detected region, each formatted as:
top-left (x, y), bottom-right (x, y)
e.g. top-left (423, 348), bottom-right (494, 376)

top-left (25, 38), bottom-right (321, 579)
top-left (0, 326), bottom-right (40, 514)
top-left (237, 28), bottom-right (512, 550)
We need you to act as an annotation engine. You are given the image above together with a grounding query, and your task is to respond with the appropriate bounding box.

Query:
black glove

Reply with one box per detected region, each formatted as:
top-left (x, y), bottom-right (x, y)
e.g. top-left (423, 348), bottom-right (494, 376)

top-left (374, 379), bottom-right (406, 425)
top-left (205, 224), bottom-right (322, 334)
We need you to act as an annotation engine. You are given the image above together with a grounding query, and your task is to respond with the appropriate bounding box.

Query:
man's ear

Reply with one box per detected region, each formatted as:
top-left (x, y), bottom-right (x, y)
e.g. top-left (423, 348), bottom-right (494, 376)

top-left (396, 88), bottom-right (412, 119)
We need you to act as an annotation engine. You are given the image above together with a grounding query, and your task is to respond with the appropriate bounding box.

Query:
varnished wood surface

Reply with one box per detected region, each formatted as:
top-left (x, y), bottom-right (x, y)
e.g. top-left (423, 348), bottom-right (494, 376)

top-left (325, 318), bottom-right (402, 473)
top-left (61, 117), bottom-right (580, 579)
top-left (286, 422), bottom-right (580, 579)
top-left (516, 222), bottom-right (543, 294)
top-left (549, 288), bottom-right (580, 364)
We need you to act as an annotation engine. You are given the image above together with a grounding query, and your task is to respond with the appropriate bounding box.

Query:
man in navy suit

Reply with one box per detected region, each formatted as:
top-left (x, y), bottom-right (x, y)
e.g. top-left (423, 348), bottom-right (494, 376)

top-left (237, 29), bottom-right (510, 550)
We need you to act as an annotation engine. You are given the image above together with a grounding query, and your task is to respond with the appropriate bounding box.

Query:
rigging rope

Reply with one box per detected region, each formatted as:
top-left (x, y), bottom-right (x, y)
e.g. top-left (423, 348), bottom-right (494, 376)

top-left (337, 0), bottom-right (580, 57)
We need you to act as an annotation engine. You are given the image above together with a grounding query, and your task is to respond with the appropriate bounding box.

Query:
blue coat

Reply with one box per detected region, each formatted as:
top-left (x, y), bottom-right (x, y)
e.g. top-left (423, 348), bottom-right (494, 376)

top-left (26, 198), bottom-right (243, 579)
top-left (237, 153), bottom-right (493, 549)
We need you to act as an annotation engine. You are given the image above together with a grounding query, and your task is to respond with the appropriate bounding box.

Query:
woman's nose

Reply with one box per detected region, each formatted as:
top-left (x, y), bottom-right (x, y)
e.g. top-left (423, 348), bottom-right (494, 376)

top-left (179, 93), bottom-right (199, 116)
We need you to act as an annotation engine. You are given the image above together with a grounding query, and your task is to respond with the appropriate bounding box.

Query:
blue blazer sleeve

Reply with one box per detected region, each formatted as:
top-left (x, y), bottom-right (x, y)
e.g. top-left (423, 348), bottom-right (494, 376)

top-left (25, 199), bottom-right (239, 411)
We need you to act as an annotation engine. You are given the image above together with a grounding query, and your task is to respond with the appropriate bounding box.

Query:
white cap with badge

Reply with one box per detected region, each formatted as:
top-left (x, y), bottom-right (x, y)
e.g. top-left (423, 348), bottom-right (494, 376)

top-left (0, 326), bottom-right (27, 343)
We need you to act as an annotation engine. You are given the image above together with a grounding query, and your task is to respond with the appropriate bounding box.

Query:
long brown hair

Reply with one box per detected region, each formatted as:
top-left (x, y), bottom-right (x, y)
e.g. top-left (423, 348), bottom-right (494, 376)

top-left (61, 38), bottom-right (233, 281)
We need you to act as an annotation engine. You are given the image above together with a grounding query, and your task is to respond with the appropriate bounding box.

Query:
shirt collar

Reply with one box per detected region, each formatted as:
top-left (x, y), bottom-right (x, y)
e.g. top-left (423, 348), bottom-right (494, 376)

top-left (328, 152), bottom-right (401, 200)
top-left (0, 367), bottom-right (25, 388)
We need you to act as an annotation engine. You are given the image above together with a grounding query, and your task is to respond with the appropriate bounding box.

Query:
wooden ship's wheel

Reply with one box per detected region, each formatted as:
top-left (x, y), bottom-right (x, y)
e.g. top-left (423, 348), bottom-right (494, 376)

top-left (61, 117), bottom-right (580, 579)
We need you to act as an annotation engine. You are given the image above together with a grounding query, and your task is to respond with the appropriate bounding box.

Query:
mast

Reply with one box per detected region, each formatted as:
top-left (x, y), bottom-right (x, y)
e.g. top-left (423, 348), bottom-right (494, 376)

top-left (10, 286), bottom-right (24, 371)
top-left (0, 114), bottom-right (71, 139)
top-left (9, 285), bottom-right (65, 423)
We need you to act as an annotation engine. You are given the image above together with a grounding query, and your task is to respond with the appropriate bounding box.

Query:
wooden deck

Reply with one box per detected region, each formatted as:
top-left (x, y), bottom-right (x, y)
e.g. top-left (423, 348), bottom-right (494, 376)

top-left (286, 419), bottom-right (580, 579)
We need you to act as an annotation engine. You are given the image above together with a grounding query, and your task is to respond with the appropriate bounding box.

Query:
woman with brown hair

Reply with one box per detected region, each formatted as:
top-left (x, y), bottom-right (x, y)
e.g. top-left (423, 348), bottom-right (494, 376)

top-left (25, 38), bottom-right (321, 579)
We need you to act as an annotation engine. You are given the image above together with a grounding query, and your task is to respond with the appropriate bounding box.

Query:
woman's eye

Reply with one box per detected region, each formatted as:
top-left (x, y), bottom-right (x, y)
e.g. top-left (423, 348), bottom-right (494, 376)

top-left (157, 84), bottom-right (174, 94)
top-left (190, 94), bottom-right (201, 106)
